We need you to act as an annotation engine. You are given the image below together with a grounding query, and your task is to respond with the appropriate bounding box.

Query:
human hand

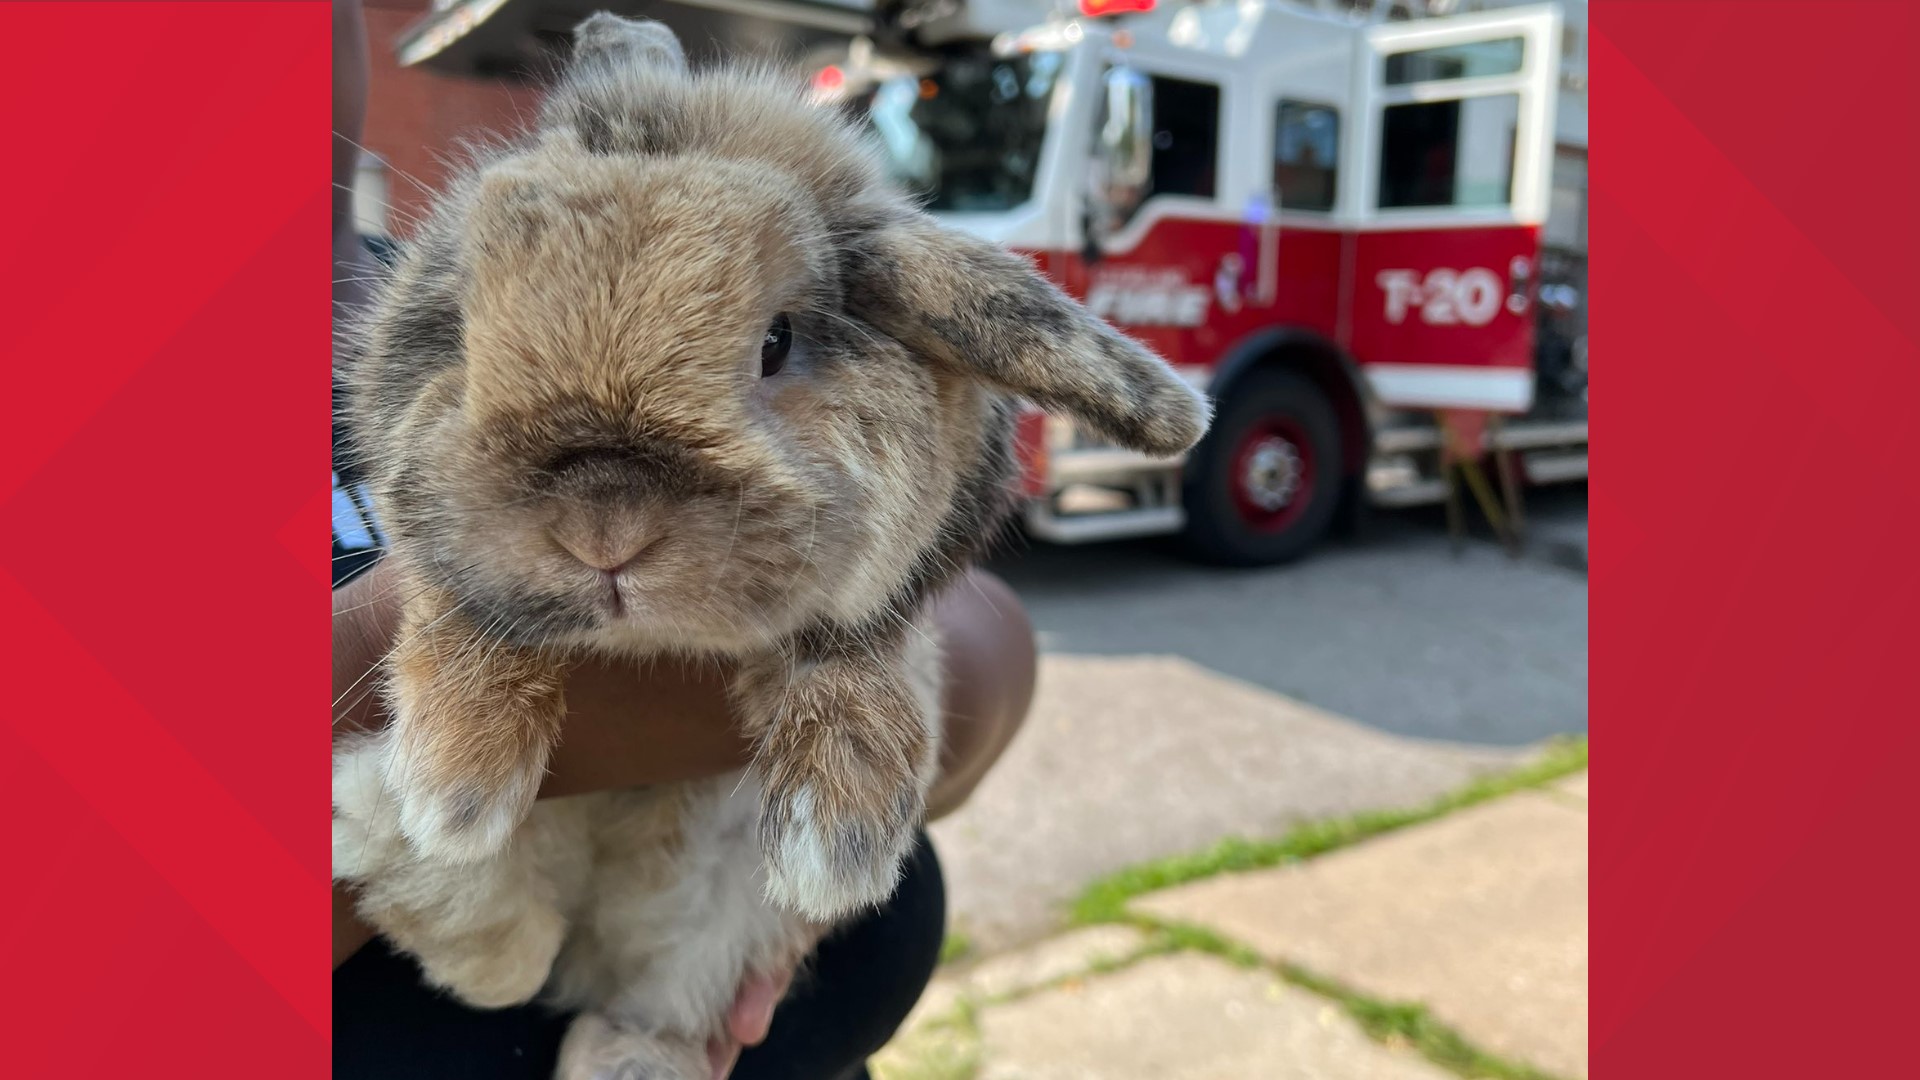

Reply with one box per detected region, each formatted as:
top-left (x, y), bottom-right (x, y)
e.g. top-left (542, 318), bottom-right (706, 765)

top-left (332, 559), bottom-right (749, 796)
top-left (706, 967), bottom-right (795, 1079)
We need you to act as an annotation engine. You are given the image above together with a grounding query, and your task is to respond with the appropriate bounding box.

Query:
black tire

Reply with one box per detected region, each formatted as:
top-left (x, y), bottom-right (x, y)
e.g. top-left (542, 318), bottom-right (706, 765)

top-left (1181, 367), bottom-right (1344, 566)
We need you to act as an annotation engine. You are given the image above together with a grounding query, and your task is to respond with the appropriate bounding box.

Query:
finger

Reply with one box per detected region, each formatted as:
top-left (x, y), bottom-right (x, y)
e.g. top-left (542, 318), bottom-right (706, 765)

top-left (728, 970), bottom-right (792, 1046)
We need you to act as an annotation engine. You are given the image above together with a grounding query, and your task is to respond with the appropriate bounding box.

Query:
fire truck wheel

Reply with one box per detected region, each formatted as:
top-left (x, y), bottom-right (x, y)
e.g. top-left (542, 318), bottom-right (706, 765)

top-left (1181, 368), bottom-right (1342, 566)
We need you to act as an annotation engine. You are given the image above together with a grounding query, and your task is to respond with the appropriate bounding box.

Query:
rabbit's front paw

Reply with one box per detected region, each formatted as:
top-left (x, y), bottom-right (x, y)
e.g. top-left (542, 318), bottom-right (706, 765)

top-left (387, 745), bottom-right (545, 865)
top-left (757, 721), bottom-right (926, 920)
top-left (380, 642), bottom-right (565, 864)
top-left (381, 590), bottom-right (567, 863)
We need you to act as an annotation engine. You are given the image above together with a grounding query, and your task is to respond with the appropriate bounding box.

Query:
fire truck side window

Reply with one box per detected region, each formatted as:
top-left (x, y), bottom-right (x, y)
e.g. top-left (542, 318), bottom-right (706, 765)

top-left (1148, 76), bottom-right (1220, 200)
top-left (1378, 93), bottom-right (1520, 209)
top-left (1383, 37), bottom-right (1525, 85)
top-left (1273, 100), bottom-right (1338, 213)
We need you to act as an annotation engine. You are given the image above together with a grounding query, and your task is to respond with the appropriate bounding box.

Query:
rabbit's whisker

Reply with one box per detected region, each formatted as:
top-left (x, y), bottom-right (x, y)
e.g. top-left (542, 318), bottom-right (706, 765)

top-left (332, 601), bottom-right (461, 720)
top-left (332, 133), bottom-right (437, 198)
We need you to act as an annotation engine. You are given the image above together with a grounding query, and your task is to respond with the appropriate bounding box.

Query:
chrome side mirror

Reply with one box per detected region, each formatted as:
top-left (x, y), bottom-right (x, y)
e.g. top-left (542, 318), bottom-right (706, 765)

top-left (1087, 65), bottom-right (1153, 246)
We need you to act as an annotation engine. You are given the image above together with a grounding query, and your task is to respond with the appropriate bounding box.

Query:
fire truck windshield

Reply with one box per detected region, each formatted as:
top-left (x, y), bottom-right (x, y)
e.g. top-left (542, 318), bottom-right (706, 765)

top-left (862, 51), bottom-right (1064, 212)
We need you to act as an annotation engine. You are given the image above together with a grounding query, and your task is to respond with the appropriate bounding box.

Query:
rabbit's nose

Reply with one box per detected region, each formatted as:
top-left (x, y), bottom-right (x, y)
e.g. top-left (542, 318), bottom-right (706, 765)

top-left (550, 519), bottom-right (661, 574)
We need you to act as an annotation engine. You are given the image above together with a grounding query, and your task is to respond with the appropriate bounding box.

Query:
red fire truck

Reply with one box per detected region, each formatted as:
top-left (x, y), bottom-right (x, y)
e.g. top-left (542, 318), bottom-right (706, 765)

top-left (398, 0), bottom-right (1588, 565)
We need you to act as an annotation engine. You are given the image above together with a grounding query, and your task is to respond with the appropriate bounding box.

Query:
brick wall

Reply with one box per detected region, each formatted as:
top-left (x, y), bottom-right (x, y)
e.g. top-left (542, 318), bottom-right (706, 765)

top-left (359, 1), bottom-right (542, 231)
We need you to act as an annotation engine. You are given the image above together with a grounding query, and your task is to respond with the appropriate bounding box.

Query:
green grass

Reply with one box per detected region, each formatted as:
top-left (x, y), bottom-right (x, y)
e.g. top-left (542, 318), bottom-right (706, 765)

top-left (1122, 916), bottom-right (1572, 1080)
top-left (1147, 922), bottom-right (1263, 969)
top-left (1070, 736), bottom-right (1587, 924)
top-left (1277, 961), bottom-right (1571, 1080)
top-left (869, 998), bottom-right (983, 1080)
top-left (937, 927), bottom-right (975, 966)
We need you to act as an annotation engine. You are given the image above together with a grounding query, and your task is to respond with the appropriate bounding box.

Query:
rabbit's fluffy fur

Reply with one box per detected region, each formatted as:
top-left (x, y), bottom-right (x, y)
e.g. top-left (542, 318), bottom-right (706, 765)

top-left (333, 13), bottom-right (1209, 1077)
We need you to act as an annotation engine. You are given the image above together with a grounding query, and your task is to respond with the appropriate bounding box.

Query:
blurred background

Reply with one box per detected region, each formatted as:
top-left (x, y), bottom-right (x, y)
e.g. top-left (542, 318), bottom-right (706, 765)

top-left (344, 1), bottom-right (1588, 1076)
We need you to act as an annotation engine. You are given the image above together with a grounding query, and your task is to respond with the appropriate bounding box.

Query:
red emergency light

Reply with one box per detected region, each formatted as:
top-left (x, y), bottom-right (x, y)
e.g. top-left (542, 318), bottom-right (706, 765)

top-left (1079, 0), bottom-right (1156, 16)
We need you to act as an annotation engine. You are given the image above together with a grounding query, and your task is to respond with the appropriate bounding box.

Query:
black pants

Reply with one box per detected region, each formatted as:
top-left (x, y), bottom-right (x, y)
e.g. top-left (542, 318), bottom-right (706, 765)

top-left (334, 834), bottom-right (945, 1080)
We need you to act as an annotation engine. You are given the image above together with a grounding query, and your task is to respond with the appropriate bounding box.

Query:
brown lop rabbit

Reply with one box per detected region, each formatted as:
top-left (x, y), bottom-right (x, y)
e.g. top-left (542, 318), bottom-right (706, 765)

top-left (332, 13), bottom-right (1210, 1077)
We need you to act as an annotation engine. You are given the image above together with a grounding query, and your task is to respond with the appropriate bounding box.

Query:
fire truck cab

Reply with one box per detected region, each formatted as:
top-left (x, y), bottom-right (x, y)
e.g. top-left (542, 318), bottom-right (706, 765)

top-left (399, 0), bottom-right (1587, 566)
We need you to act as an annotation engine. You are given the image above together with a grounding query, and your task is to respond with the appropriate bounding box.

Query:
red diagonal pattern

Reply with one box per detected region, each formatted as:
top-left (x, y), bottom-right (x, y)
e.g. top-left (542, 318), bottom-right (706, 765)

top-left (1595, 2), bottom-right (1920, 1075)
top-left (0, 568), bottom-right (328, 1036)
top-left (284, 488), bottom-right (340, 589)
top-left (0, 11), bottom-right (334, 502)
top-left (0, 4), bottom-right (331, 1075)
top-left (0, 728), bottom-right (321, 1074)
top-left (1600, 2), bottom-right (1920, 349)
top-left (1, 194), bottom-right (336, 879)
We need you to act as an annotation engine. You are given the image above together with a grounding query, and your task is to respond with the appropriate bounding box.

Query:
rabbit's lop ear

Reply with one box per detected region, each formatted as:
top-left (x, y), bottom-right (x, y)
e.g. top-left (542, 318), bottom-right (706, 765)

top-left (851, 216), bottom-right (1212, 457)
top-left (572, 12), bottom-right (686, 73)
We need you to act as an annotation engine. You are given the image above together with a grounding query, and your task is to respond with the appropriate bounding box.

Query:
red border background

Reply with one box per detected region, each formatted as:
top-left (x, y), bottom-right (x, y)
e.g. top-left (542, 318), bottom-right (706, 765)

top-left (1593, 1), bottom-right (1920, 1075)
top-left (0, 0), bottom-right (1915, 1076)
top-left (0, 2), bottom-right (330, 1074)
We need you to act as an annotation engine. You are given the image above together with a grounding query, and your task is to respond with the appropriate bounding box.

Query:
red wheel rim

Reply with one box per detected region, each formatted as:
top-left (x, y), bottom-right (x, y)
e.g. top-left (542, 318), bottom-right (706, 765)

top-left (1229, 416), bottom-right (1314, 533)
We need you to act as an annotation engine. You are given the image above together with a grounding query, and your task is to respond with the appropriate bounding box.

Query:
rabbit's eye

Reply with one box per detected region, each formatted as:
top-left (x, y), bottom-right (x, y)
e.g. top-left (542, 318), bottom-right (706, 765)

top-left (761, 314), bottom-right (792, 377)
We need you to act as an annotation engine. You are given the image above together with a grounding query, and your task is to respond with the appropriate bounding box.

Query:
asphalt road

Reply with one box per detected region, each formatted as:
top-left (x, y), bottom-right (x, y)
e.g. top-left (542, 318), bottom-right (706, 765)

top-left (985, 486), bottom-right (1589, 748)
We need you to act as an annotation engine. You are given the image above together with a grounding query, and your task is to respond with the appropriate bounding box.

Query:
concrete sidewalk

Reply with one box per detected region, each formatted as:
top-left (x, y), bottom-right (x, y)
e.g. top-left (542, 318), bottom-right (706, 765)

top-left (877, 769), bottom-right (1589, 1080)
top-left (928, 654), bottom-right (1527, 953)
